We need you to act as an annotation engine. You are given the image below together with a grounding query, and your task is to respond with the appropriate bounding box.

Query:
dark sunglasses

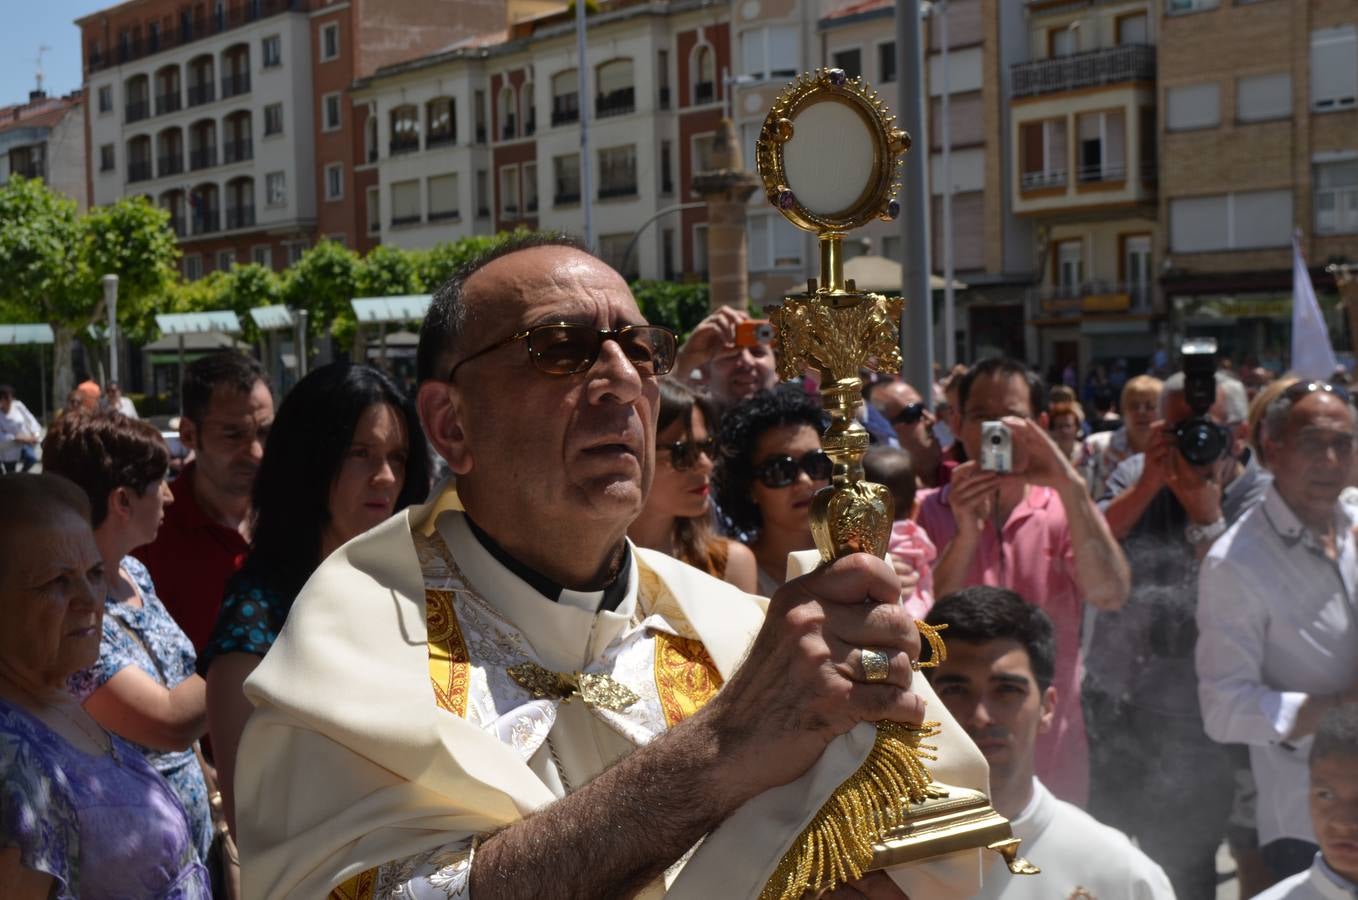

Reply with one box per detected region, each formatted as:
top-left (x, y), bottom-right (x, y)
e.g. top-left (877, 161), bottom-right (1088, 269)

top-left (753, 449), bottom-right (833, 489)
top-left (893, 403), bottom-right (927, 425)
top-left (659, 436), bottom-right (717, 470)
top-left (448, 322), bottom-right (677, 382)
top-left (1282, 380), bottom-right (1351, 403)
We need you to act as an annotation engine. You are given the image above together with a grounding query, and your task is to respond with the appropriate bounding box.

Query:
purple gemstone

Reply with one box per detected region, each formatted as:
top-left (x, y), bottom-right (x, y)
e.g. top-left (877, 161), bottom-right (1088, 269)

top-left (778, 189), bottom-right (796, 210)
top-left (886, 199), bottom-right (901, 220)
top-left (828, 68), bottom-right (847, 86)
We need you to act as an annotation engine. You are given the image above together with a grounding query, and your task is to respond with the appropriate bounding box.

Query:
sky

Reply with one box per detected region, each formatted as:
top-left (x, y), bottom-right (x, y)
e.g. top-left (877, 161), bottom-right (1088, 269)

top-left (1, 1), bottom-right (114, 105)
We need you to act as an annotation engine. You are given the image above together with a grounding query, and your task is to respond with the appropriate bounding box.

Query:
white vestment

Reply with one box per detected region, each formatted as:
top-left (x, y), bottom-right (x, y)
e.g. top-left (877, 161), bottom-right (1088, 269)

top-left (1254, 855), bottom-right (1358, 900)
top-left (235, 489), bottom-right (993, 899)
top-left (972, 779), bottom-right (1174, 900)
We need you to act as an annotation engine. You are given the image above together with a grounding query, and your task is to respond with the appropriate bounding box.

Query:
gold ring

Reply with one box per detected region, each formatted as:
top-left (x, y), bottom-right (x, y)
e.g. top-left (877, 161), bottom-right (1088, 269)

top-left (861, 648), bottom-right (890, 682)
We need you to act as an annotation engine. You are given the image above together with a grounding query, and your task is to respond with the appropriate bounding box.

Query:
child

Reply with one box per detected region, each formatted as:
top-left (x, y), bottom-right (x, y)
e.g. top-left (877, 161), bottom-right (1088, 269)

top-left (863, 446), bottom-right (937, 619)
top-left (1255, 703), bottom-right (1358, 898)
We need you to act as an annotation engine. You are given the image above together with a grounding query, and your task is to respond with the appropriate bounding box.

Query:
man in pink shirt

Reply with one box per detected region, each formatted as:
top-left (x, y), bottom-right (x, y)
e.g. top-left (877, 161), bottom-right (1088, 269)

top-left (917, 357), bottom-right (1130, 806)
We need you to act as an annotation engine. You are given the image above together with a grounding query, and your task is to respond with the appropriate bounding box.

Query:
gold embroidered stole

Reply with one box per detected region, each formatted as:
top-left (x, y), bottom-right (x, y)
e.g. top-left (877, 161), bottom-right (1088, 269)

top-left (331, 544), bottom-right (721, 900)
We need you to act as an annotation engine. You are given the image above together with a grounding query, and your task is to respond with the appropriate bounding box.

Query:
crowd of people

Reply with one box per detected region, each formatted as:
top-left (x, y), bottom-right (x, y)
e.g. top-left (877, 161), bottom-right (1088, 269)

top-left (2, 232), bottom-right (1356, 900)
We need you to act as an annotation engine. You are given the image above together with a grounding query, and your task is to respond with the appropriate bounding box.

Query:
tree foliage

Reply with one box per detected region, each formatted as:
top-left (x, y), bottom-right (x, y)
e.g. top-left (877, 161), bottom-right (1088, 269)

top-left (83, 195), bottom-right (180, 342)
top-left (630, 280), bottom-right (712, 339)
top-left (281, 239), bottom-right (359, 341)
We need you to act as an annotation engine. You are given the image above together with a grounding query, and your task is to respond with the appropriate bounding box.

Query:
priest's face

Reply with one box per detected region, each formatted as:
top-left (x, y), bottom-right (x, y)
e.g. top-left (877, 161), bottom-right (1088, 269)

top-left (442, 246), bottom-right (660, 534)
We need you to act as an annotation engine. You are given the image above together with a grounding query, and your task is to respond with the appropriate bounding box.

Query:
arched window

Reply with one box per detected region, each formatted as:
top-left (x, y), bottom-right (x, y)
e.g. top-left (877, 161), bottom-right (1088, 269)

top-left (596, 59), bottom-right (634, 118)
top-left (221, 44), bottom-right (251, 98)
top-left (154, 65), bottom-right (181, 115)
top-left (223, 110), bottom-right (252, 163)
top-left (187, 55), bottom-right (215, 106)
top-left (189, 119), bottom-right (217, 170)
top-left (156, 127), bottom-right (184, 177)
top-left (159, 189), bottom-right (186, 237)
top-left (189, 183), bottom-right (220, 235)
top-left (226, 176), bottom-right (255, 229)
top-left (499, 84), bottom-right (517, 140)
top-left (126, 135), bottom-right (152, 183)
top-left (125, 74), bottom-right (150, 123)
top-left (551, 69), bottom-right (578, 125)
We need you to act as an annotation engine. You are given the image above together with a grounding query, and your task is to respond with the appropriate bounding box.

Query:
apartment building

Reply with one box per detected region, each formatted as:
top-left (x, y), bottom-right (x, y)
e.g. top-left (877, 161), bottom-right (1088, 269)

top-left (1008, 0), bottom-right (1160, 379)
top-left (0, 90), bottom-right (88, 211)
top-left (77, 0), bottom-right (506, 278)
top-left (1159, 0), bottom-right (1357, 368)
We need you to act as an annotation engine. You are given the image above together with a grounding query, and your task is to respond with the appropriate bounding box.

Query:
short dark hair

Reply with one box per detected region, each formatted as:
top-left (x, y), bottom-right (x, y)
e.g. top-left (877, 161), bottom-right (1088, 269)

top-left (0, 384), bottom-right (13, 400)
top-left (713, 386), bottom-right (826, 536)
top-left (925, 586), bottom-right (1056, 692)
top-left (1312, 702), bottom-right (1358, 765)
top-left (238, 362), bottom-right (431, 601)
top-left (182, 351), bottom-right (265, 423)
top-left (40, 411), bottom-right (170, 528)
top-left (862, 445), bottom-right (916, 520)
top-left (959, 358), bottom-right (1047, 418)
top-left (416, 231), bottom-right (597, 383)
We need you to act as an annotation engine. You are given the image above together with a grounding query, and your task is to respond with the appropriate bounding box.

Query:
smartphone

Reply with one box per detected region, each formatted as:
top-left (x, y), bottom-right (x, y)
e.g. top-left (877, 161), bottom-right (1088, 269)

top-left (735, 319), bottom-right (776, 348)
top-left (979, 421), bottom-right (1013, 473)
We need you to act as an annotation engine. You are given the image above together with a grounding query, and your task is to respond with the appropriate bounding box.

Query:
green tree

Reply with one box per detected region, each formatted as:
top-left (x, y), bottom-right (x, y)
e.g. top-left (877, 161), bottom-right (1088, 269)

top-left (412, 235), bottom-right (503, 291)
top-left (83, 195), bottom-right (180, 345)
top-left (630, 280), bottom-right (712, 339)
top-left (226, 263), bottom-right (285, 345)
top-left (282, 240), bottom-right (359, 361)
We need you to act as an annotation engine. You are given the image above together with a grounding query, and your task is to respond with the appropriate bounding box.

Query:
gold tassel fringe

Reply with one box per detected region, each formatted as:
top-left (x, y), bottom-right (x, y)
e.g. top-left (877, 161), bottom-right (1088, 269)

top-left (757, 622), bottom-right (949, 900)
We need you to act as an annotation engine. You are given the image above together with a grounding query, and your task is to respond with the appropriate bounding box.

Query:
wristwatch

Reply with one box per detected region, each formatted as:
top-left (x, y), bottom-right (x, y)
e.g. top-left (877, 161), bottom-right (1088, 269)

top-left (1185, 516), bottom-right (1228, 545)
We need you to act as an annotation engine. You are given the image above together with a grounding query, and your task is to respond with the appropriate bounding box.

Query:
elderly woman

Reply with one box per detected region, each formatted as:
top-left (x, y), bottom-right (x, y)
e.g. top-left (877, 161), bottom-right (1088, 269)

top-left (1081, 374), bottom-right (1164, 499)
top-left (0, 474), bottom-right (210, 898)
top-left (40, 411), bottom-right (214, 864)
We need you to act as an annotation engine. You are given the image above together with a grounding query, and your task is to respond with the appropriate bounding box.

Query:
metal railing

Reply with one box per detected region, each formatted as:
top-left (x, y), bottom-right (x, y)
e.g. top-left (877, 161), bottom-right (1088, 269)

top-left (1011, 44), bottom-right (1155, 99)
top-left (226, 205), bottom-right (255, 229)
top-left (502, 115), bottom-right (516, 141)
top-left (551, 96), bottom-right (579, 126)
top-left (658, 86), bottom-right (671, 109)
top-left (223, 139), bottom-right (253, 164)
top-left (596, 87), bottom-right (635, 118)
top-left (389, 136), bottom-right (420, 156)
top-left (158, 155), bottom-right (184, 176)
top-left (87, 0), bottom-right (300, 75)
top-left (1024, 280), bottom-right (1153, 315)
top-left (188, 83), bottom-right (215, 106)
top-left (475, 126), bottom-right (487, 144)
top-left (1077, 161), bottom-right (1127, 183)
top-left (693, 81), bottom-right (714, 104)
top-left (9, 161), bottom-right (43, 180)
top-left (554, 190), bottom-right (580, 205)
top-left (1021, 169), bottom-right (1067, 190)
top-left (221, 73), bottom-right (251, 99)
top-left (599, 183), bottom-right (637, 200)
top-left (168, 216), bottom-right (185, 237)
top-left (128, 161), bottom-right (152, 182)
top-left (155, 93), bottom-right (182, 115)
top-left (191, 209), bottom-right (220, 235)
top-left (125, 101), bottom-right (150, 124)
top-left (427, 132), bottom-right (455, 148)
top-left (190, 147), bottom-right (217, 170)
top-left (524, 113), bottom-right (536, 136)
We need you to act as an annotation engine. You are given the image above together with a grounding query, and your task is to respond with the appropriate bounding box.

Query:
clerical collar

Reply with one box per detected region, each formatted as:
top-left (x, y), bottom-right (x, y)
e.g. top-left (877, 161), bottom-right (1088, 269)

top-left (463, 515), bottom-right (631, 613)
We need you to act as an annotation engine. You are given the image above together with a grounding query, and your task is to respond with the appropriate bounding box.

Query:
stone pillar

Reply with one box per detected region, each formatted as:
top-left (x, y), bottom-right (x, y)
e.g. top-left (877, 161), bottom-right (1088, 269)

top-left (691, 117), bottom-right (761, 311)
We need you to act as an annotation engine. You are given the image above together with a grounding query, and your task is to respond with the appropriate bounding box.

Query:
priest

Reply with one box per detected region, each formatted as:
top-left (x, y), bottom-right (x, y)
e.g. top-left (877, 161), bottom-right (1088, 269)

top-left (234, 233), bottom-right (989, 899)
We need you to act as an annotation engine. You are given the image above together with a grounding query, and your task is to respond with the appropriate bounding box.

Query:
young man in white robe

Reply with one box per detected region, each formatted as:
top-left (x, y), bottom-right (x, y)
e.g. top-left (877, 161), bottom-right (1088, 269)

top-left (924, 586), bottom-right (1175, 899)
top-left (232, 234), bottom-right (1003, 900)
top-left (1255, 704), bottom-right (1358, 899)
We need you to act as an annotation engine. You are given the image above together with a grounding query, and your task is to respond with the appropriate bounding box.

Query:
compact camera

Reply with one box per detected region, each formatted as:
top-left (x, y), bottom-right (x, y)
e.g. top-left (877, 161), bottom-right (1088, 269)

top-left (1174, 337), bottom-right (1230, 466)
top-left (735, 319), bottom-right (776, 348)
top-left (980, 421), bottom-right (1013, 473)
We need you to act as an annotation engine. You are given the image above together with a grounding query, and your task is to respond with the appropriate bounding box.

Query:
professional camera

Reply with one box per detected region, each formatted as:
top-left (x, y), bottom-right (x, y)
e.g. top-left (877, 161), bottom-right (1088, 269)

top-left (1174, 338), bottom-right (1230, 466)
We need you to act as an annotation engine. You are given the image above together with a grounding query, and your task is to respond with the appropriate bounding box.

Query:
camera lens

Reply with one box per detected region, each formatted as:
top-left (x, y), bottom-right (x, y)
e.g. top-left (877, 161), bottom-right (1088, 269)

top-left (1175, 417), bottom-right (1228, 466)
top-left (990, 434), bottom-right (1003, 444)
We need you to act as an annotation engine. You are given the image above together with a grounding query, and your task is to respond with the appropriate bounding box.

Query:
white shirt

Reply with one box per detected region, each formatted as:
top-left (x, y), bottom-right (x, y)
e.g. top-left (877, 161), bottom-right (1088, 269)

top-left (1196, 484), bottom-right (1358, 844)
top-left (0, 399), bottom-right (40, 463)
top-left (973, 778), bottom-right (1174, 900)
top-left (1254, 854), bottom-right (1358, 900)
top-left (112, 395), bottom-right (138, 418)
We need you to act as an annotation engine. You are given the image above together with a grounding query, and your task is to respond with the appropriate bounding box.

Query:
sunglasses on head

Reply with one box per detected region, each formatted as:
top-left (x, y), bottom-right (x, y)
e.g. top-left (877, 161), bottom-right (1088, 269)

top-left (1282, 380), bottom-right (1351, 403)
top-left (753, 449), bottom-right (833, 489)
top-left (659, 436), bottom-right (717, 470)
top-left (448, 322), bottom-right (678, 382)
top-left (893, 403), bottom-right (927, 425)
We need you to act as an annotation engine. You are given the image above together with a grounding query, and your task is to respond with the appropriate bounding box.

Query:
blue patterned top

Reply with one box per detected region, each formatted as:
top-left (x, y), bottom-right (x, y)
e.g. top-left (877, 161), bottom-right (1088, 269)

top-left (66, 557), bottom-right (213, 863)
top-left (0, 700), bottom-right (212, 899)
top-left (198, 569), bottom-right (293, 673)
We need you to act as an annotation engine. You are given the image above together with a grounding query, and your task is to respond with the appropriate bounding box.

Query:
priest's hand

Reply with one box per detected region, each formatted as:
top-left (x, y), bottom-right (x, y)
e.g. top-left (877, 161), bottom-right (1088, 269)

top-left (703, 552), bottom-right (925, 803)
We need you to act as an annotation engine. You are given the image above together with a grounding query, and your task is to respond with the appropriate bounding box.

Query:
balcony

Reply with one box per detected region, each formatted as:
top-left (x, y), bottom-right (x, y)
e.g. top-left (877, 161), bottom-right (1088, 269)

top-left (87, 0), bottom-right (299, 75)
top-left (191, 210), bottom-right (220, 235)
top-left (1077, 161), bottom-right (1126, 184)
top-left (223, 139), bottom-right (253, 164)
top-left (128, 161), bottom-right (153, 182)
top-left (1025, 281), bottom-right (1152, 318)
top-left (389, 136), bottom-right (420, 156)
top-left (226, 205), bottom-right (255, 229)
top-left (427, 132), bottom-right (455, 149)
top-left (599, 182), bottom-right (637, 200)
top-left (693, 81), bottom-right (714, 104)
top-left (188, 83), bottom-right (215, 106)
top-left (9, 161), bottom-right (43, 180)
top-left (156, 93), bottom-right (182, 115)
top-left (1011, 44), bottom-right (1155, 99)
top-left (190, 147), bottom-right (218, 170)
top-left (659, 86), bottom-right (671, 109)
top-left (158, 155), bottom-right (184, 176)
top-left (596, 87), bottom-right (635, 119)
top-left (502, 115), bottom-right (516, 141)
top-left (551, 97), bottom-right (579, 126)
top-left (168, 215), bottom-right (185, 237)
top-left (1021, 169), bottom-right (1067, 191)
top-left (125, 101), bottom-right (150, 124)
top-left (221, 73), bottom-right (251, 99)
top-left (555, 190), bottom-right (580, 205)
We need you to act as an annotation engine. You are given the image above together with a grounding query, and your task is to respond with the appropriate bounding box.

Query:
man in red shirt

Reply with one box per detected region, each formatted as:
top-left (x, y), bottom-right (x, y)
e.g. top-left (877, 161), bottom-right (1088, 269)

top-left (137, 352), bottom-right (274, 651)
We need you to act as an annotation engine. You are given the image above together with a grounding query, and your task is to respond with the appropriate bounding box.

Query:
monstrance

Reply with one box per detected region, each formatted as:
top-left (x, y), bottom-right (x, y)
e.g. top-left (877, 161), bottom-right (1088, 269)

top-left (754, 67), bottom-right (1039, 899)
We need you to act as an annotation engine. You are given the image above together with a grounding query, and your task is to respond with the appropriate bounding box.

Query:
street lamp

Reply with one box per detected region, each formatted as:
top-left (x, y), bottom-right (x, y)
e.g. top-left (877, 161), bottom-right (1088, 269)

top-left (102, 274), bottom-right (120, 385)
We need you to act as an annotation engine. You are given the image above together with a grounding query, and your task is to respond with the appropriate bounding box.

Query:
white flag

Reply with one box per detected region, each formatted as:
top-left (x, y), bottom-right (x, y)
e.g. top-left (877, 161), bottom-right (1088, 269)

top-left (1291, 231), bottom-right (1339, 380)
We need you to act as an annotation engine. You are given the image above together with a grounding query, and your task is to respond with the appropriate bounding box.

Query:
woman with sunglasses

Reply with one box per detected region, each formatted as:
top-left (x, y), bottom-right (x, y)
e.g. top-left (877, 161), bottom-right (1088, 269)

top-left (628, 379), bottom-right (758, 592)
top-left (715, 386), bottom-right (832, 596)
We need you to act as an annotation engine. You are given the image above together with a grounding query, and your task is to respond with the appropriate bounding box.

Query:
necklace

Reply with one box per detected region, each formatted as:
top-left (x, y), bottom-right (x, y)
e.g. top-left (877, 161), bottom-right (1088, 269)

top-left (3, 679), bottom-right (119, 764)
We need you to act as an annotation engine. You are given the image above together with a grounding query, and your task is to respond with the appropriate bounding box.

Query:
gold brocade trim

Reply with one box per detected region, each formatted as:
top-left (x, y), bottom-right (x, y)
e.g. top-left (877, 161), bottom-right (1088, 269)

top-left (654, 632), bottom-right (723, 728)
top-left (426, 588), bottom-right (471, 718)
top-left (329, 867), bottom-right (377, 900)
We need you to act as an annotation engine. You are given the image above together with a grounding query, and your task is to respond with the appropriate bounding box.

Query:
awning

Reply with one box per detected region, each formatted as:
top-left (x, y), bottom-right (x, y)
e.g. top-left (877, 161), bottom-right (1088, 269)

top-left (248, 305), bottom-right (295, 330)
top-left (155, 311), bottom-right (242, 335)
top-left (0, 324), bottom-right (56, 345)
top-left (143, 332), bottom-right (251, 353)
top-left (842, 255), bottom-right (968, 293)
top-left (352, 295), bottom-right (432, 324)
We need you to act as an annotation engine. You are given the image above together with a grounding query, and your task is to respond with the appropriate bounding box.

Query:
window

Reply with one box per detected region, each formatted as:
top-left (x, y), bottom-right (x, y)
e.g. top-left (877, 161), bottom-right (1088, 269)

top-left (1123, 235), bottom-right (1152, 307)
top-left (1054, 240), bottom-right (1083, 294)
top-left (320, 22), bottom-right (340, 61)
top-left (878, 42), bottom-right (896, 83)
top-left (1019, 119), bottom-right (1067, 189)
top-left (598, 234), bottom-right (638, 280)
top-left (285, 241), bottom-right (308, 265)
top-left (98, 85), bottom-right (113, 113)
top-left (365, 187), bottom-right (380, 233)
top-left (252, 245), bottom-right (273, 268)
top-left (266, 171), bottom-right (286, 206)
top-left (741, 26), bottom-right (799, 80)
top-left (552, 69), bottom-right (580, 125)
top-left (217, 249), bottom-right (236, 271)
top-left (747, 212), bottom-right (803, 270)
top-left (599, 145), bottom-right (637, 199)
top-left (1116, 13), bottom-right (1148, 45)
top-left (1166, 0), bottom-right (1219, 13)
top-left (1312, 26), bottom-right (1358, 111)
top-left (389, 105), bottom-right (420, 154)
top-left (427, 97), bottom-right (455, 146)
top-left (1316, 160), bottom-right (1358, 234)
top-left (476, 170), bottom-right (489, 217)
top-left (522, 162), bottom-right (538, 213)
top-left (658, 49), bottom-right (670, 108)
top-left (1237, 73), bottom-right (1291, 123)
top-left (499, 165), bottom-right (520, 218)
top-left (596, 59), bottom-right (635, 118)
top-left (184, 254), bottom-right (203, 281)
top-left (262, 35), bottom-right (281, 68)
top-left (1166, 83), bottom-right (1220, 131)
top-left (429, 173), bottom-right (459, 220)
top-left (499, 85), bottom-right (517, 139)
top-left (474, 90), bottom-right (487, 142)
top-left (1049, 28), bottom-right (1077, 58)
top-left (1075, 110), bottom-right (1126, 183)
top-left (831, 49), bottom-right (862, 80)
top-left (660, 140), bottom-right (674, 194)
top-left (99, 144), bottom-right (115, 172)
top-left (323, 92), bottom-right (342, 132)
top-left (391, 179), bottom-right (420, 225)
top-left (264, 103), bottom-right (284, 136)
top-left (1169, 190), bottom-right (1293, 252)
top-left (324, 163), bottom-right (343, 201)
top-left (554, 153), bottom-right (581, 204)
top-left (692, 44), bottom-right (716, 104)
